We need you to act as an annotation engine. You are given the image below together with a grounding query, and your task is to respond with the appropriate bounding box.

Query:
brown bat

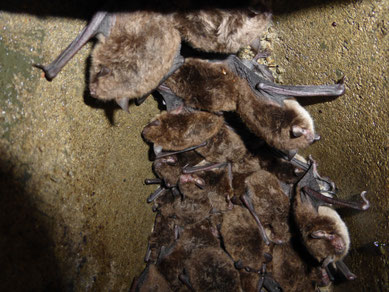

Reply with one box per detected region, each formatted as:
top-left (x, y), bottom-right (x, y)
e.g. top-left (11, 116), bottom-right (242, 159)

top-left (293, 159), bottom-right (369, 280)
top-left (271, 243), bottom-right (326, 292)
top-left (183, 247), bottom-right (243, 292)
top-left (143, 108), bottom-right (260, 175)
top-left (142, 109), bottom-right (224, 151)
top-left (173, 7), bottom-right (271, 53)
top-left (35, 11), bottom-right (183, 111)
top-left (35, 8), bottom-right (271, 111)
top-left (156, 218), bottom-right (221, 291)
top-left (164, 56), bottom-right (344, 151)
top-left (243, 170), bottom-right (291, 246)
top-left (220, 205), bottom-right (270, 270)
top-left (130, 264), bottom-right (173, 292)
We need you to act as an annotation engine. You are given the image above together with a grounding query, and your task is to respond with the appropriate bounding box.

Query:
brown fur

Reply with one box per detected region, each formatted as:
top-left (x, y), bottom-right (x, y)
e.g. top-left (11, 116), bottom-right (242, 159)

top-left (148, 213), bottom-right (176, 263)
top-left (221, 205), bottom-right (268, 270)
top-left (293, 189), bottom-right (349, 264)
top-left (184, 247), bottom-right (243, 292)
top-left (237, 92), bottom-right (315, 150)
top-left (245, 170), bottom-right (291, 244)
top-left (165, 58), bottom-right (240, 111)
top-left (272, 244), bottom-right (321, 292)
top-left (196, 125), bottom-right (248, 163)
top-left (202, 168), bottom-right (234, 212)
top-left (157, 219), bottom-right (220, 290)
top-left (170, 190), bottom-right (213, 225)
top-left (238, 270), bottom-right (261, 292)
top-left (166, 58), bottom-right (316, 151)
top-left (90, 12), bottom-right (181, 101)
top-left (142, 110), bottom-right (224, 151)
top-left (136, 264), bottom-right (173, 292)
top-left (173, 8), bottom-right (271, 53)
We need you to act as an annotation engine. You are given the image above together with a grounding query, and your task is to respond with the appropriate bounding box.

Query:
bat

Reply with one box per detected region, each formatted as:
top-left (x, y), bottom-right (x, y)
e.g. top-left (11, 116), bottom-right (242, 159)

top-left (292, 158), bottom-right (369, 280)
top-left (142, 109), bottom-right (224, 151)
top-left (243, 170), bottom-right (291, 245)
top-left (130, 264), bottom-right (173, 292)
top-left (271, 243), bottom-right (326, 291)
top-left (35, 11), bottom-right (183, 111)
top-left (220, 205), bottom-right (270, 270)
top-left (183, 247), bottom-right (242, 292)
top-left (164, 56), bottom-right (344, 151)
top-left (35, 7), bottom-right (272, 111)
top-left (156, 218), bottom-right (220, 290)
top-left (173, 7), bottom-right (271, 53)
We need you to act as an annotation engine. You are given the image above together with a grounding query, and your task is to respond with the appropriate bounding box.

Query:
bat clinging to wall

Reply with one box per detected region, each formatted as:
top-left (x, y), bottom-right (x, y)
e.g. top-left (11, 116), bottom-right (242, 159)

top-left (292, 158), bottom-right (369, 280)
top-left (173, 7), bottom-right (271, 53)
top-left (164, 56), bottom-right (344, 151)
top-left (35, 8), bottom-right (272, 111)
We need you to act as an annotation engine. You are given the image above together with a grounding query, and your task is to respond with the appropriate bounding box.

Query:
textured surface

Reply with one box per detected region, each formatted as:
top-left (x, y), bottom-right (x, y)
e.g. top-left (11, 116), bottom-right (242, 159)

top-left (272, 0), bottom-right (388, 291)
top-left (0, 12), bottom-right (158, 291)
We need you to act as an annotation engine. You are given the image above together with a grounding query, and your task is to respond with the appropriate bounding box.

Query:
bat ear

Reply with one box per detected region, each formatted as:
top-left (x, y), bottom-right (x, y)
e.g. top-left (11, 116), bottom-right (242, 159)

top-left (116, 97), bottom-right (130, 112)
top-left (153, 144), bottom-right (163, 155)
top-left (96, 66), bottom-right (111, 78)
top-left (148, 119), bottom-right (161, 127)
top-left (311, 230), bottom-right (335, 240)
top-left (291, 125), bottom-right (307, 138)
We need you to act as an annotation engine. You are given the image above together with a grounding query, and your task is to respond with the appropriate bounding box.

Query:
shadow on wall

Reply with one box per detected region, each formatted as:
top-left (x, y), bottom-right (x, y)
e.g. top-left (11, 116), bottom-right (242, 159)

top-left (0, 158), bottom-right (66, 291)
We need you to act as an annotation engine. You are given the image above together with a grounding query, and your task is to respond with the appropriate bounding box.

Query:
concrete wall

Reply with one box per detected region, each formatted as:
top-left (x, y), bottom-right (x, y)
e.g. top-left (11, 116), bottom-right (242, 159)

top-left (0, 0), bottom-right (387, 291)
top-left (272, 0), bottom-right (388, 290)
top-left (0, 11), bottom-right (158, 291)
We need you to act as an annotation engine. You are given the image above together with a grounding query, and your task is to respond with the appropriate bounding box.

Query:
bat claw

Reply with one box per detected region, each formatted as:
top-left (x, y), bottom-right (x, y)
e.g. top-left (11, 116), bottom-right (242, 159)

top-left (33, 63), bottom-right (54, 81)
top-left (359, 191), bottom-right (370, 210)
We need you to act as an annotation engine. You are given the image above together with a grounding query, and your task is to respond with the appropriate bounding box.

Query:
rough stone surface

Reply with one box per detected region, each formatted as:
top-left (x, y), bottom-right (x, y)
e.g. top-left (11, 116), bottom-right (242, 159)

top-left (272, 0), bottom-right (388, 291)
top-left (0, 11), bottom-right (158, 291)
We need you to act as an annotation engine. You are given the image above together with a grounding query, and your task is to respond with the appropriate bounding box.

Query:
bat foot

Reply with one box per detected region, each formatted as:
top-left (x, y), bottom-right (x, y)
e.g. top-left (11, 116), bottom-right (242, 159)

top-left (33, 63), bottom-right (55, 81)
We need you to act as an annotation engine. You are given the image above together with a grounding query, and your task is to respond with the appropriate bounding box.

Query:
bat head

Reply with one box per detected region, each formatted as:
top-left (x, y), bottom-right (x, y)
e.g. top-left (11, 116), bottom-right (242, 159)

top-left (89, 12), bottom-right (181, 102)
top-left (304, 206), bottom-right (350, 263)
top-left (279, 99), bottom-right (320, 150)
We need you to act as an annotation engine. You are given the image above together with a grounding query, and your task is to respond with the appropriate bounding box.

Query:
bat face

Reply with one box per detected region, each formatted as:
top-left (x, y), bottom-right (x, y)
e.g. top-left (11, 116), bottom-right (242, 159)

top-left (89, 12), bottom-right (181, 101)
top-left (293, 190), bottom-right (350, 264)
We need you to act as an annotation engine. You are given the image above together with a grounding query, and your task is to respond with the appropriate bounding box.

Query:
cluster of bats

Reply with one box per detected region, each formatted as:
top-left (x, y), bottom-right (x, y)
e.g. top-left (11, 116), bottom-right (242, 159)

top-left (36, 3), bottom-right (370, 292)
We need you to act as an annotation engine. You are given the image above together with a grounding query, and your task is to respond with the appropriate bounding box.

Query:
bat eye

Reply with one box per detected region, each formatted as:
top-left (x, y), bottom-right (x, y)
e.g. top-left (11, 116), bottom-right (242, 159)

top-left (96, 66), bottom-right (111, 78)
